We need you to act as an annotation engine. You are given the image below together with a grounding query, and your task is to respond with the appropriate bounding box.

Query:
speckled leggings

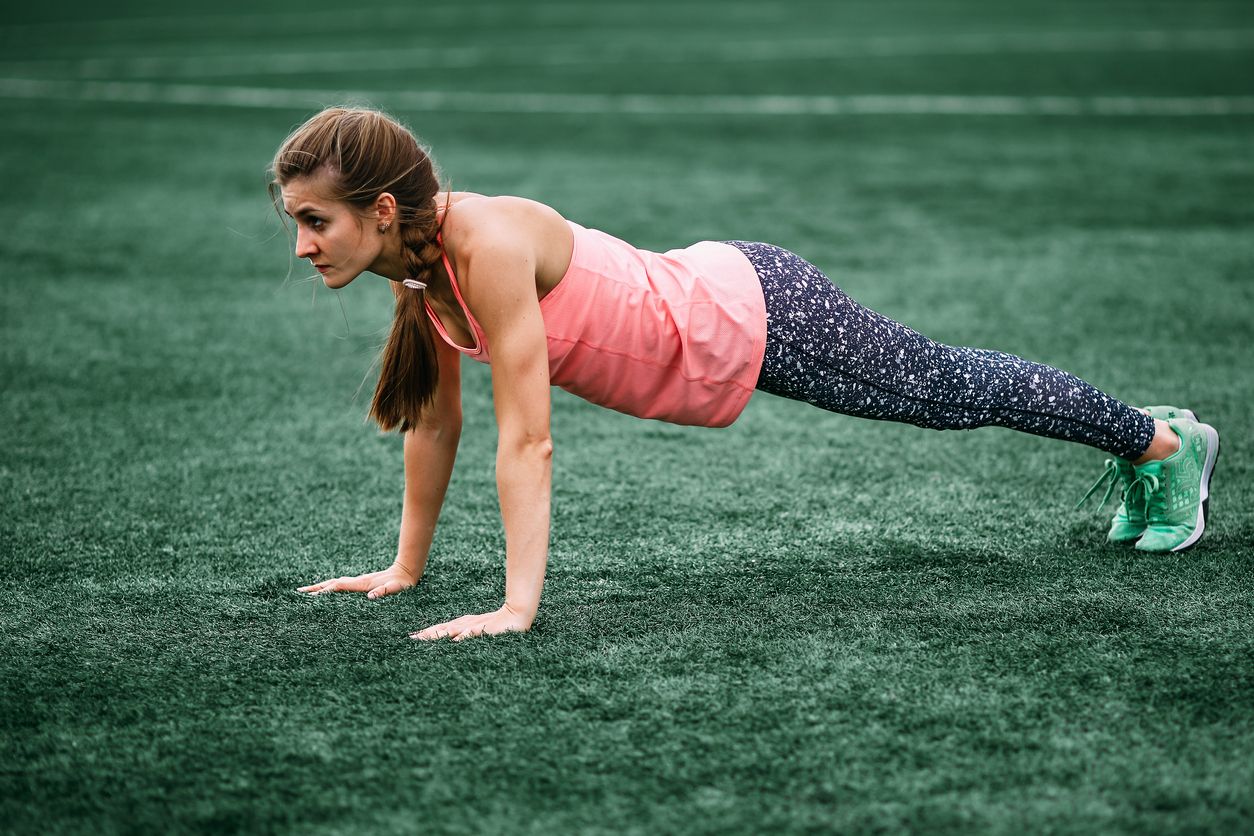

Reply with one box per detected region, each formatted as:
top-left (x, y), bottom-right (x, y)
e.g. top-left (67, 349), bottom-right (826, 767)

top-left (727, 241), bottom-right (1155, 460)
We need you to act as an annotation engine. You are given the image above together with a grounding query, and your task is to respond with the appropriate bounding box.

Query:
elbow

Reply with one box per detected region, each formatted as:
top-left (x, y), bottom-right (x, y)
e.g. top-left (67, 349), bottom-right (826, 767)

top-left (501, 433), bottom-right (553, 461)
top-left (527, 435), bottom-right (554, 461)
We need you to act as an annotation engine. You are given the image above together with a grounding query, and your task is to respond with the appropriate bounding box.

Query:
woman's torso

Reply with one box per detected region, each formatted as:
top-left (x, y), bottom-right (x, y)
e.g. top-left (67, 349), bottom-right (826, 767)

top-left (424, 193), bottom-right (767, 427)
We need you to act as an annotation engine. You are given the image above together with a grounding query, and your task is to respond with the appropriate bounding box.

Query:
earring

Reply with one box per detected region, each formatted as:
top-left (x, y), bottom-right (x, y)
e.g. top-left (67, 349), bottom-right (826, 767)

top-left (378, 222), bottom-right (391, 235)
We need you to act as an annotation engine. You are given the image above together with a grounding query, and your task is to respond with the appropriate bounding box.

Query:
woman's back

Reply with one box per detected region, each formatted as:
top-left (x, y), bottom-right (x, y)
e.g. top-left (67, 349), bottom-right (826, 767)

top-left (431, 196), bottom-right (768, 427)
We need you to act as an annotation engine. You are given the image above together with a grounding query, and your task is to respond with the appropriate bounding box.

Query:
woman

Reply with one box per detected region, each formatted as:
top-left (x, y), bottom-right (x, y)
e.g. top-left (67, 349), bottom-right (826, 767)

top-left (273, 107), bottom-right (1220, 642)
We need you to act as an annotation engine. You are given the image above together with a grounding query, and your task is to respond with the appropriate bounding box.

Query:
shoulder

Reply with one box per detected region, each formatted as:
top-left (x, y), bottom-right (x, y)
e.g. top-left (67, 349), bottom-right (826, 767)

top-left (440, 196), bottom-right (571, 297)
top-left (441, 195), bottom-right (565, 249)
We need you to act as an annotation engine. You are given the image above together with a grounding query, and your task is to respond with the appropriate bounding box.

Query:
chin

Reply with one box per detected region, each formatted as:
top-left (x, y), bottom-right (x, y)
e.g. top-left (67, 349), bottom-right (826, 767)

top-left (324, 270), bottom-right (361, 290)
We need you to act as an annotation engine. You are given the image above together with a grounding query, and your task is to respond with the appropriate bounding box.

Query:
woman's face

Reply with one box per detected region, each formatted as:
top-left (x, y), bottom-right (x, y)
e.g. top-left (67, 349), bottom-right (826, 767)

top-left (280, 177), bottom-right (379, 289)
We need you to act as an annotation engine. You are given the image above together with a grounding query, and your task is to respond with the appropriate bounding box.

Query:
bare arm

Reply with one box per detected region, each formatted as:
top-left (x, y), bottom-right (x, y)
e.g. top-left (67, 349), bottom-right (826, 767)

top-left (411, 209), bottom-right (552, 640)
top-left (489, 319), bottom-right (552, 621)
top-left (297, 304), bottom-right (463, 599)
top-left (394, 336), bottom-right (464, 582)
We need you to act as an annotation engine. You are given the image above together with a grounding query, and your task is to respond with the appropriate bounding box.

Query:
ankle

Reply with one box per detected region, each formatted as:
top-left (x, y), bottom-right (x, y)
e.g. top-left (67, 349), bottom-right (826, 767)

top-left (1131, 419), bottom-right (1181, 465)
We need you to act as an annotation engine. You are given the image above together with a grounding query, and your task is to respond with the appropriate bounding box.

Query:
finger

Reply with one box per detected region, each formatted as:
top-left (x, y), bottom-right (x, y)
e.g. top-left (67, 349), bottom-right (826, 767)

top-left (337, 576), bottom-right (375, 592)
top-left (408, 621), bottom-right (448, 641)
top-left (414, 613), bottom-right (487, 638)
top-left (452, 624), bottom-right (487, 642)
top-left (454, 620), bottom-right (488, 639)
top-left (311, 578), bottom-right (347, 595)
top-left (367, 580), bottom-right (402, 600)
top-left (416, 615), bottom-right (469, 634)
top-left (411, 620), bottom-right (461, 640)
top-left (443, 618), bottom-right (482, 637)
top-left (296, 579), bottom-right (331, 593)
top-left (411, 628), bottom-right (451, 641)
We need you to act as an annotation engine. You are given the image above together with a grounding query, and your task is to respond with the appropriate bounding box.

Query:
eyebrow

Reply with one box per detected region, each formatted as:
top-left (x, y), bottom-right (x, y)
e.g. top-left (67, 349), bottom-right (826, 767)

top-left (284, 204), bottom-right (323, 218)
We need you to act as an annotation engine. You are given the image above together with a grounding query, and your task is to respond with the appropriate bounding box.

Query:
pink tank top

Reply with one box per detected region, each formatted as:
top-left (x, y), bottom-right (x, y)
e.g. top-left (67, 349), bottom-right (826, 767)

top-left (424, 220), bottom-right (766, 428)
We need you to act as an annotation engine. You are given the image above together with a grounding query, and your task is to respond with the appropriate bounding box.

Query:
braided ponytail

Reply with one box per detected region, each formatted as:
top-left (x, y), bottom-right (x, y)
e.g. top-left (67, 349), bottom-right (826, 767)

top-left (369, 201), bottom-right (449, 432)
top-left (270, 106), bottom-right (451, 433)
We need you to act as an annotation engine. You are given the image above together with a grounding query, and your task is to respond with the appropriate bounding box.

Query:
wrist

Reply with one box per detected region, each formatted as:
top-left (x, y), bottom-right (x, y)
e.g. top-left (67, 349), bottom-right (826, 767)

top-left (391, 559), bottom-right (421, 583)
top-left (503, 599), bottom-right (537, 625)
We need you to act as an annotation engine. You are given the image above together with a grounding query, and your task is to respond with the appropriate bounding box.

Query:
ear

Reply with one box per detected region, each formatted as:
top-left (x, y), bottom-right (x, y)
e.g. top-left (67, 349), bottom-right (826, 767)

top-left (374, 192), bottom-right (398, 226)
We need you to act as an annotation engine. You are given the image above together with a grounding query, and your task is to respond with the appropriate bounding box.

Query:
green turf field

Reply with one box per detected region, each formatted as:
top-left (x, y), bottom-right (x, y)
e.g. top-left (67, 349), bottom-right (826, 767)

top-left (3, 1), bottom-right (1252, 833)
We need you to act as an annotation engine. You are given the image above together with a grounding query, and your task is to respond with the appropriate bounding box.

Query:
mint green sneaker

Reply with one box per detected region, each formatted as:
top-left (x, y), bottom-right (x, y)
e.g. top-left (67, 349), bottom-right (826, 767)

top-left (1076, 406), bottom-right (1197, 544)
top-left (1142, 406), bottom-right (1198, 423)
top-left (1132, 417), bottom-right (1220, 553)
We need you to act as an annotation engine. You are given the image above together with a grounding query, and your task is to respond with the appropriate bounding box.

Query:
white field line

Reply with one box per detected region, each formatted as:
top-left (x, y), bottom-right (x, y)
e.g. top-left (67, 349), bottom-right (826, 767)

top-left (3, 30), bottom-right (1254, 79)
top-left (3, 78), bottom-right (1254, 116)
top-left (0, 2), bottom-right (781, 36)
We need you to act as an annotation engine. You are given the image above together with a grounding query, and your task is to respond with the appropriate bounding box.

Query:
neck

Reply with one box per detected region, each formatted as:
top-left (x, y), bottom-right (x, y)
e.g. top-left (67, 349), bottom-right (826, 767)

top-left (370, 234), bottom-right (409, 283)
top-left (370, 197), bottom-right (451, 285)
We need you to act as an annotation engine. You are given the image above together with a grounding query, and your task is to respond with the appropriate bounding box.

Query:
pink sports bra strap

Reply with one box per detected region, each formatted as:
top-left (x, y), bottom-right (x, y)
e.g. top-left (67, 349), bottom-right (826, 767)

top-left (422, 228), bottom-right (484, 355)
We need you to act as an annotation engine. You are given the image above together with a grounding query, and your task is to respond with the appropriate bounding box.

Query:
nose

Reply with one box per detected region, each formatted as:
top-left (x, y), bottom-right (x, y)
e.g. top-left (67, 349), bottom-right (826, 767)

top-left (295, 227), bottom-right (318, 260)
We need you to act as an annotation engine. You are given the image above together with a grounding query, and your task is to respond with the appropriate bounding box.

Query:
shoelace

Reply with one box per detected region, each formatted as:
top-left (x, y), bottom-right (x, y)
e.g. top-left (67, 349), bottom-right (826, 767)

top-left (1075, 459), bottom-right (1162, 520)
top-left (1126, 471), bottom-right (1163, 522)
top-left (1075, 459), bottom-right (1122, 510)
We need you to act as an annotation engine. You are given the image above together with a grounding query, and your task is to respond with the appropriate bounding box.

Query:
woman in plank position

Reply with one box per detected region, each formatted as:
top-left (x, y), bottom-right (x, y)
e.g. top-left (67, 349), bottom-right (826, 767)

top-left (273, 107), bottom-right (1220, 642)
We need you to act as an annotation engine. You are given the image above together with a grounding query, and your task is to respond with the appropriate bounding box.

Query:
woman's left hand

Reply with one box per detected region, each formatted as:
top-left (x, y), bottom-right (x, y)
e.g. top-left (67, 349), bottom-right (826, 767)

top-left (410, 603), bottom-right (534, 642)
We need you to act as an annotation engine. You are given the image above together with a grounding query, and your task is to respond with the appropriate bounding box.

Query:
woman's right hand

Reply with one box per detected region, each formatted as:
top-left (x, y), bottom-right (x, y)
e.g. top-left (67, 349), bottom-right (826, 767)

top-left (297, 563), bottom-right (418, 600)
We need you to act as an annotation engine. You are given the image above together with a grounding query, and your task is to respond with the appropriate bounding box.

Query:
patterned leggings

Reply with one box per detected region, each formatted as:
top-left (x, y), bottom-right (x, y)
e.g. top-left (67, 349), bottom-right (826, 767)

top-left (727, 241), bottom-right (1155, 460)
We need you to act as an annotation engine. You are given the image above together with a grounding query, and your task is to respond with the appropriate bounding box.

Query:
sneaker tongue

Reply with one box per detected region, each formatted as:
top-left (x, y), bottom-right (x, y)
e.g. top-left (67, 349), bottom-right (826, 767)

top-left (1134, 458), bottom-right (1166, 477)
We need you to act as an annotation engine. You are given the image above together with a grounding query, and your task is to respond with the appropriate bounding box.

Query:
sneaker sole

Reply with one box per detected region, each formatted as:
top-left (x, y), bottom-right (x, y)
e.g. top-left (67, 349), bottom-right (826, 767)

top-left (1170, 421), bottom-right (1220, 553)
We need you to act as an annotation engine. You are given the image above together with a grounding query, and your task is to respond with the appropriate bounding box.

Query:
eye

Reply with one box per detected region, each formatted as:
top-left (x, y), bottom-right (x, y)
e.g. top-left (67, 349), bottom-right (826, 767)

top-left (307, 217), bottom-right (326, 230)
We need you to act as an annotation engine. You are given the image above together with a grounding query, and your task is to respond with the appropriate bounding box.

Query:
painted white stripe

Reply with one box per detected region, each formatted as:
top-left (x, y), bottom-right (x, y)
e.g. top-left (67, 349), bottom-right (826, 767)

top-left (3, 30), bottom-right (1253, 79)
top-left (3, 78), bottom-right (1254, 117)
top-left (0, 2), bottom-right (781, 36)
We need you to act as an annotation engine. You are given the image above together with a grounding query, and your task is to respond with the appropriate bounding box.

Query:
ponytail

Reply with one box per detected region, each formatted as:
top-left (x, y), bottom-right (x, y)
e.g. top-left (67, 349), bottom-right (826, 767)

top-left (368, 198), bottom-right (449, 433)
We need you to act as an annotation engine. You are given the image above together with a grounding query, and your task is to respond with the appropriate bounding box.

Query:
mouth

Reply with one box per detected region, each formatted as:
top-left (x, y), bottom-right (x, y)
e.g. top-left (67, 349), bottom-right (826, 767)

top-left (313, 264), bottom-right (332, 274)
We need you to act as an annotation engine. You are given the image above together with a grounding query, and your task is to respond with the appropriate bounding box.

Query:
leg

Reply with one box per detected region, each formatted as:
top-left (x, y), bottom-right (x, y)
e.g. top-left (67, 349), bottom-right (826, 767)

top-left (726, 241), bottom-right (1219, 553)
top-left (728, 241), bottom-right (1156, 459)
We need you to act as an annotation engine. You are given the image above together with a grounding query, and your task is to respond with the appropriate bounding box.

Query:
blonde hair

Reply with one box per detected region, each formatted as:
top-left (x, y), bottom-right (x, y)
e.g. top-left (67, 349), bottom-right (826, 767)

top-left (269, 106), bottom-right (449, 432)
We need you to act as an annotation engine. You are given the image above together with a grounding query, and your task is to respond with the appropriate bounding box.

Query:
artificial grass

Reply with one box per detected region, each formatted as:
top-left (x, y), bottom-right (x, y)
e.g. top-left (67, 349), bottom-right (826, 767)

top-left (3, 1), bottom-right (1254, 833)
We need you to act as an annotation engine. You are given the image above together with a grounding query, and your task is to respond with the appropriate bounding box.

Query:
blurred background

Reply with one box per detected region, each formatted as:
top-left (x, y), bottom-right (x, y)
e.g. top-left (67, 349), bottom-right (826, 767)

top-left (3, 1), bottom-right (1252, 833)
